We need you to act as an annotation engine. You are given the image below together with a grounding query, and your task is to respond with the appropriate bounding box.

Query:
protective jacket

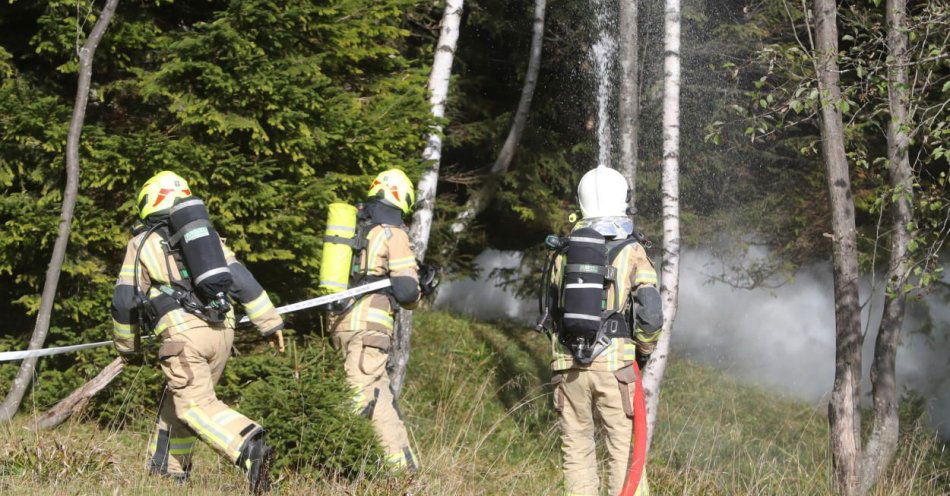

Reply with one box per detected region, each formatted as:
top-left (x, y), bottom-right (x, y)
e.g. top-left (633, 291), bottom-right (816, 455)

top-left (328, 222), bottom-right (420, 334)
top-left (111, 227), bottom-right (283, 350)
top-left (549, 231), bottom-right (659, 372)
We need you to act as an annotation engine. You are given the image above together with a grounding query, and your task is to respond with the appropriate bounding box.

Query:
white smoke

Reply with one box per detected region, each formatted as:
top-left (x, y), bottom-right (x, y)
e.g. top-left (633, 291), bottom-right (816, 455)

top-left (434, 250), bottom-right (537, 322)
top-left (436, 249), bottom-right (950, 438)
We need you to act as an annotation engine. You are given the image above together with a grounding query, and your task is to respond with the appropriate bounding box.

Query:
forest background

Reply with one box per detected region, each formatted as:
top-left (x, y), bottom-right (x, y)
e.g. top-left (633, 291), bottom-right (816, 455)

top-left (0, 0), bottom-right (947, 493)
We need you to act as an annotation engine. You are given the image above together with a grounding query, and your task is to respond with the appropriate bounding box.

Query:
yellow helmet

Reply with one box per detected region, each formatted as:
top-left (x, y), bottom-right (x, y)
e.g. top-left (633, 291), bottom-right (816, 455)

top-left (367, 169), bottom-right (415, 215)
top-left (136, 171), bottom-right (192, 219)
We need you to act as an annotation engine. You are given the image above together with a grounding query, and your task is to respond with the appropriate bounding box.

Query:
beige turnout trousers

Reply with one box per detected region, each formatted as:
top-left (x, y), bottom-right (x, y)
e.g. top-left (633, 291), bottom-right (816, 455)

top-left (553, 366), bottom-right (649, 496)
top-left (333, 329), bottom-right (417, 470)
top-left (148, 324), bottom-right (261, 476)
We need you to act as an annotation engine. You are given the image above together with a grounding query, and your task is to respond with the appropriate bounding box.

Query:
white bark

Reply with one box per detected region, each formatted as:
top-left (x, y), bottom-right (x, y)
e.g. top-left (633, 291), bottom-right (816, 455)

top-left (409, 0), bottom-right (464, 259)
top-left (0, 0), bottom-right (120, 422)
top-left (448, 0), bottom-right (546, 239)
top-left (642, 0), bottom-right (680, 449)
top-left (390, 0), bottom-right (464, 400)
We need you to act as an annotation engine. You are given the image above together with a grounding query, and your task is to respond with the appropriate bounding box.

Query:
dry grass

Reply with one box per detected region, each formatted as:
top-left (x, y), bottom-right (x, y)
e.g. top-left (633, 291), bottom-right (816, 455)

top-left (1, 311), bottom-right (947, 495)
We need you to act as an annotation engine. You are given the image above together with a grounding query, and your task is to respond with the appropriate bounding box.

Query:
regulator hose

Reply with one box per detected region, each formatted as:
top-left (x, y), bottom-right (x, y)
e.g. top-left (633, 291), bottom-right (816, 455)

top-left (618, 360), bottom-right (647, 496)
top-left (535, 240), bottom-right (567, 332)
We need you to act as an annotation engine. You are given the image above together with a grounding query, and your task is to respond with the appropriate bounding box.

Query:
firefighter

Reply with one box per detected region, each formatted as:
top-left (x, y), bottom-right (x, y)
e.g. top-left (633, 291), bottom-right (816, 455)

top-left (545, 166), bottom-right (663, 496)
top-left (111, 171), bottom-right (285, 494)
top-left (327, 169), bottom-right (423, 471)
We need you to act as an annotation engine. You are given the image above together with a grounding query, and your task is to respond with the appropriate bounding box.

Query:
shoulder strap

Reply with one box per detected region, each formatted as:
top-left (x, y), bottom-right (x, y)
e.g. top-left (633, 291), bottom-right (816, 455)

top-left (607, 237), bottom-right (639, 265)
top-left (351, 220), bottom-right (379, 279)
top-left (143, 225), bottom-right (192, 286)
top-left (605, 237), bottom-right (640, 310)
top-left (132, 224), bottom-right (164, 299)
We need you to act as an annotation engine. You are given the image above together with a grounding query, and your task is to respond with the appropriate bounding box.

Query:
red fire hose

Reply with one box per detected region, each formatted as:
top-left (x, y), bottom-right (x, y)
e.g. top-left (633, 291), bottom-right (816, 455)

top-left (617, 361), bottom-right (647, 496)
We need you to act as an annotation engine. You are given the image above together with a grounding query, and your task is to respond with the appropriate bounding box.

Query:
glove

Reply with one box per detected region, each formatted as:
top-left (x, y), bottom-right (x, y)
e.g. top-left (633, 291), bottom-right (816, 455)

top-left (267, 329), bottom-right (285, 353)
top-left (418, 263), bottom-right (441, 296)
top-left (635, 351), bottom-right (650, 370)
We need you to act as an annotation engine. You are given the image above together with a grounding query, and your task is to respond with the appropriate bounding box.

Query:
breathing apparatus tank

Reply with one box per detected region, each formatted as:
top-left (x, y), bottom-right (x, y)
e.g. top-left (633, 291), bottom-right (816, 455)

top-left (561, 228), bottom-right (608, 349)
top-left (319, 203), bottom-right (359, 294)
top-left (537, 226), bottom-right (634, 364)
top-left (168, 196), bottom-right (232, 309)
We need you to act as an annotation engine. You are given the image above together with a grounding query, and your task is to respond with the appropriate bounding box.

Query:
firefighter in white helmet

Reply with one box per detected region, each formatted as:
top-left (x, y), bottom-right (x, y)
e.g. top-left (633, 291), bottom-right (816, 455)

top-left (111, 171), bottom-right (285, 494)
top-left (541, 166), bottom-right (662, 496)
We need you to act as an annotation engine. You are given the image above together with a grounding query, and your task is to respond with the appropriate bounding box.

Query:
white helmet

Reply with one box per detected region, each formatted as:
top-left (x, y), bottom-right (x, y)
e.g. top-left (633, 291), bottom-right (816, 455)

top-left (577, 166), bottom-right (629, 219)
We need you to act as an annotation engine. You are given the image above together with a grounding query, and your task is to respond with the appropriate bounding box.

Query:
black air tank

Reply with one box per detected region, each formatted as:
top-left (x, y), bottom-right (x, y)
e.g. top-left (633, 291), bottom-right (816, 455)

top-left (168, 196), bottom-right (232, 301)
top-left (561, 227), bottom-right (606, 339)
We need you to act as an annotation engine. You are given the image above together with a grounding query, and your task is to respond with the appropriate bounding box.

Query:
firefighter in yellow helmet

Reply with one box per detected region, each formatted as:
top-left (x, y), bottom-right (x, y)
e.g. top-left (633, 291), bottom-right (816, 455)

top-left (327, 169), bottom-right (425, 471)
top-left (112, 171), bottom-right (285, 494)
top-left (539, 167), bottom-right (663, 496)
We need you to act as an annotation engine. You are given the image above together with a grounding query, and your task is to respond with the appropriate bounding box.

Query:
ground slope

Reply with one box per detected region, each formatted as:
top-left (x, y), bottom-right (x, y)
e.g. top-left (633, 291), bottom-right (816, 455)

top-left (1, 310), bottom-right (947, 495)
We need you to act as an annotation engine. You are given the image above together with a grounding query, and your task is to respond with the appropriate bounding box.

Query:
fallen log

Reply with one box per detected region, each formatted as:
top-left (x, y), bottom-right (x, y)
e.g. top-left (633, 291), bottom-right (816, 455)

top-left (36, 357), bottom-right (124, 429)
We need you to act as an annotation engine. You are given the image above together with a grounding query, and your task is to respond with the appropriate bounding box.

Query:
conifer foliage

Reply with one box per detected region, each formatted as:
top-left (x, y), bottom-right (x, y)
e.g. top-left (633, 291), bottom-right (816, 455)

top-left (238, 342), bottom-right (385, 479)
top-left (0, 0), bottom-right (433, 402)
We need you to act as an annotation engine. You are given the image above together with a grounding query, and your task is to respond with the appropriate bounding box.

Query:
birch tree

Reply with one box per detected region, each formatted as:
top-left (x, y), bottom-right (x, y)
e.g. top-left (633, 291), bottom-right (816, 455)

top-left (0, 0), bottom-right (120, 422)
top-left (390, 0), bottom-right (464, 399)
top-left (618, 0), bottom-right (639, 207)
top-left (445, 0), bottom-right (546, 246)
top-left (641, 0), bottom-right (680, 447)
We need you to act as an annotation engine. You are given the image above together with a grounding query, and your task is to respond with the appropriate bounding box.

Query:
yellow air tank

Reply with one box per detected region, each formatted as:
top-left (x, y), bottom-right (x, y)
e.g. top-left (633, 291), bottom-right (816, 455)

top-left (319, 203), bottom-right (359, 293)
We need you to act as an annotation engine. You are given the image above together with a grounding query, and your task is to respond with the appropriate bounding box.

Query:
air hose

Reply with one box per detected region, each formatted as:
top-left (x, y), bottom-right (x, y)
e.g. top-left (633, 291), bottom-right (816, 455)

top-left (618, 360), bottom-right (647, 496)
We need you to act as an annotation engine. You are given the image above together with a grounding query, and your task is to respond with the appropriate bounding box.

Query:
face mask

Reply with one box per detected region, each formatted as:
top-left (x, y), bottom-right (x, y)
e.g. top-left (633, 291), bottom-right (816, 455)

top-left (574, 216), bottom-right (634, 239)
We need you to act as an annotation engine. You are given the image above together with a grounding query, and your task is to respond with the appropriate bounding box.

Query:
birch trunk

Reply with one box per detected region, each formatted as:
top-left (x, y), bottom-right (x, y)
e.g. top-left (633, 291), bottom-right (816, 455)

top-left (390, 0), bottom-right (464, 400)
top-left (446, 0), bottom-right (546, 242)
top-left (641, 0), bottom-right (680, 449)
top-left (811, 1), bottom-right (864, 494)
top-left (0, 0), bottom-right (120, 422)
top-left (858, 0), bottom-right (913, 492)
top-left (618, 0), bottom-right (639, 208)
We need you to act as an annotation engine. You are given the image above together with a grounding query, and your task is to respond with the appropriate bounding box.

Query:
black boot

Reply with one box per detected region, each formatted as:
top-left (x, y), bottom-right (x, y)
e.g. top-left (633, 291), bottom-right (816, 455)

top-left (238, 432), bottom-right (273, 495)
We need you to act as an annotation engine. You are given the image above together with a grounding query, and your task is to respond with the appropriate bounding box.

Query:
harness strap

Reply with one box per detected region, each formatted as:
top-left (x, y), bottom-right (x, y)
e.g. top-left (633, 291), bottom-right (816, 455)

top-left (607, 237), bottom-right (640, 262)
top-left (600, 312), bottom-right (630, 338)
top-left (564, 263), bottom-right (617, 280)
top-left (136, 224), bottom-right (225, 328)
top-left (324, 235), bottom-right (358, 247)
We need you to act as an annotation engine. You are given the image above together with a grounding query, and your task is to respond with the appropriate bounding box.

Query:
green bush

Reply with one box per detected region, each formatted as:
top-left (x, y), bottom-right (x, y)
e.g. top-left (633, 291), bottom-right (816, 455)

top-left (237, 340), bottom-right (384, 480)
top-left (84, 337), bottom-right (385, 479)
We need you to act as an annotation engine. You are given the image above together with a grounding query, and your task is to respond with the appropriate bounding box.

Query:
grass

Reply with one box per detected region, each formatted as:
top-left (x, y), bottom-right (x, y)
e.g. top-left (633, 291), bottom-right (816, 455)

top-left (1, 310), bottom-right (948, 495)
